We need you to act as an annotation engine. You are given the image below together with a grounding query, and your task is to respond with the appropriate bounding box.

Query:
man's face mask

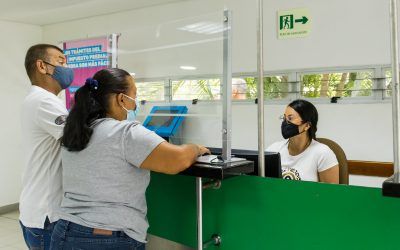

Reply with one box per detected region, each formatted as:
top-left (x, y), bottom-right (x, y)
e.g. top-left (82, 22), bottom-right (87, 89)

top-left (44, 61), bottom-right (74, 89)
top-left (281, 119), bottom-right (308, 139)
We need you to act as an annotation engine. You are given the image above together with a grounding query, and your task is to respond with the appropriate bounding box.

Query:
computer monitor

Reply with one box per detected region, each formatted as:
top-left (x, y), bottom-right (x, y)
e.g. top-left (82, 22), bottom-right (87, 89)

top-left (208, 147), bottom-right (282, 178)
top-left (143, 106), bottom-right (187, 138)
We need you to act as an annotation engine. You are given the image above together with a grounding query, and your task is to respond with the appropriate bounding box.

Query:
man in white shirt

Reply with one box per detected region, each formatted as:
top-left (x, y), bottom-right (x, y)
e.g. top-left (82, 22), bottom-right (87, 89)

top-left (19, 44), bottom-right (74, 249)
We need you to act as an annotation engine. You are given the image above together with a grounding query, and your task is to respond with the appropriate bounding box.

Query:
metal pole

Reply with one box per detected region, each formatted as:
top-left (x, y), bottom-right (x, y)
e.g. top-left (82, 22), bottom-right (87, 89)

top-left (257, 0), bottom-right (265, 177)
top-left (390, 0), bottom-right (400, 175)
top-left (196, 177), bottom-right (203, 250)
top-left (110, 33), bottom-right (119, 68)
top-left (222, 10), bottom-right (232, 162)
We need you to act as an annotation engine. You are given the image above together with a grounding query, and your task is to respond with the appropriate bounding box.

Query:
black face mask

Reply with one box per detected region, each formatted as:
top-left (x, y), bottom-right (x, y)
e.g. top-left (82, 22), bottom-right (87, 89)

top-left (281, 120), bottom-right (301, 139)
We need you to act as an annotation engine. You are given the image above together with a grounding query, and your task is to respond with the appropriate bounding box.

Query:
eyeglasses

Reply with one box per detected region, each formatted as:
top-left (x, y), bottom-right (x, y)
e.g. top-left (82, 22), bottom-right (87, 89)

top-left (43, 60), bottom-right (67, 68)
top-left (279, 115), bottom-right (303, 124)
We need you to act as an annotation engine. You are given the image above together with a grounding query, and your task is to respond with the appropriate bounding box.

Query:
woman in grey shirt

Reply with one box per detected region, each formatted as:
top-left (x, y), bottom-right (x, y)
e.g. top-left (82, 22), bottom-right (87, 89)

top-left (50, 68), bottom-right (209, 250)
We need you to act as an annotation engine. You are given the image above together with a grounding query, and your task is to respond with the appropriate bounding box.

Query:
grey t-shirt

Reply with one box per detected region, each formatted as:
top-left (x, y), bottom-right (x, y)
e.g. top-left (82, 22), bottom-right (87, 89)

top-left (59, 118), bottom-right (164, 243)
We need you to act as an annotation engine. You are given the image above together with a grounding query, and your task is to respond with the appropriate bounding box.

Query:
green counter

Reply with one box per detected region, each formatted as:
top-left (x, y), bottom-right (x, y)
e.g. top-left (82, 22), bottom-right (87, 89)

top-left (147, 173), bottom-right (400, 250)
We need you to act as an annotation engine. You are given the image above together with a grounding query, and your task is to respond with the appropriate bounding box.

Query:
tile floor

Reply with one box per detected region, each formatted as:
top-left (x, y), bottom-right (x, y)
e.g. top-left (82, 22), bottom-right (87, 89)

top-left (0, 210), bottom-right (26, 250)
top-left (0, 210), bottom-right (192, 250)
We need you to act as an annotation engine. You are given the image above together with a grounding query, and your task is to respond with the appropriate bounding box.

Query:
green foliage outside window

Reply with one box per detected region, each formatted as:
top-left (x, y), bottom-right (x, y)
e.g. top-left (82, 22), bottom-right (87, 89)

top-left (136, 81), bottom-right (165, 101)
top-left (172, 79), bottom-right (221, 100)
top-left (243, 76), bottom-right (289, 99)
top-left (137, 70), bottom-right (386, 102)
top-left (301, 71), bottom-right (373, 98)
top-left (386, 70), bottom-right (392, 97)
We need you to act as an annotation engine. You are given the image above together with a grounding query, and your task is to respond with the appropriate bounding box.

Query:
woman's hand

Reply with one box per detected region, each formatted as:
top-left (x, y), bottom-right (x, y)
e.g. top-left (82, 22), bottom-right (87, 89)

top-left (197, 145), bottom-right (211, 156)
top-left (140, 142), bottom-right (210, 174)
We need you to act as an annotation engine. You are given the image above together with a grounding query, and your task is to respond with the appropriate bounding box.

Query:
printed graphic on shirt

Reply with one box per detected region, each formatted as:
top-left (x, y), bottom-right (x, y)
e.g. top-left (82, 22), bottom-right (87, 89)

top-left (55, 115), bottom-right (67, 125)
top-left (282, 168), bottom-right (301, 180)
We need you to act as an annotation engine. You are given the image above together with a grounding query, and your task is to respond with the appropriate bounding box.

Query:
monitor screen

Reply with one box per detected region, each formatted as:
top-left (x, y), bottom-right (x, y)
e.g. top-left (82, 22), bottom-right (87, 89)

top-left (208, 148), bottom-right (282, 178)
top-left (143, 106), bottom-right (188, 138)
top-left (147, 110), bottom-right (180, 127)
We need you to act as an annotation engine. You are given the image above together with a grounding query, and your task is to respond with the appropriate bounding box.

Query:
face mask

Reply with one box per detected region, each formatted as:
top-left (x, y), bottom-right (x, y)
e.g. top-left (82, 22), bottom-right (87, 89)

top-left (281, 119), bottom-right (301, 139)
top-left (121, 94), bottom-right (139, 122)
top-left (44, 62), bottom-right (74, 89)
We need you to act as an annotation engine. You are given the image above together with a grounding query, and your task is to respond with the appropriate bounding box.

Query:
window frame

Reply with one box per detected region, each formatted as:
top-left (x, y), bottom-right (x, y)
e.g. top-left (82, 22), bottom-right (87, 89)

top-left (134, 64), bottom-right (393, 105)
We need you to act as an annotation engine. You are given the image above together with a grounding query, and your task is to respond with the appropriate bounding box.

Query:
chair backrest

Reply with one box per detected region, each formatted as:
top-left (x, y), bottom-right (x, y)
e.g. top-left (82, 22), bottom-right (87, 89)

top-left (316, 138), bottom-right (349, 184)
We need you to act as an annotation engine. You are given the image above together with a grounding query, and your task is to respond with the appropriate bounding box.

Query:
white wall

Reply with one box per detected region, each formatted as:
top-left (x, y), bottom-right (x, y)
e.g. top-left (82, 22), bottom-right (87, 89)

top-left (42, 0), bottom-right (394, 187)
top-left (262, 0), bottom-right (391, 71)
top-left (0, 21), bottom-right (42, 207)
top-left (43, 0), bottom-right (392, 76)
top-left (138, 102), bottom-right (392, 161)
top-left (137, 101), bottom-right (391, 188)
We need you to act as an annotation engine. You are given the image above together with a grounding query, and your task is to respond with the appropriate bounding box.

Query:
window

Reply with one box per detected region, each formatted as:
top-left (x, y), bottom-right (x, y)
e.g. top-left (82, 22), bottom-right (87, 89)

top-left (136, 81), bottom-right (165, 101)
top-left (300, 71), bottom-right (373, 98)
top-left (385, 69), bottom-right (392, 97)
top-left (136, 66), bottom-right (392, 103)
top-left (171, 79), bottom-right (221, 100)
top-left (239, 75), bottom-right (289, 99)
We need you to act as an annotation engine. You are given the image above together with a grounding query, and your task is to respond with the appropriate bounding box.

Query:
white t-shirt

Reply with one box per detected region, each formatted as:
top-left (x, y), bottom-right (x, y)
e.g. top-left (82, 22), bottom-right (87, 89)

top-left (267, 139), bottom-right (338, 182)
top-left (19, 85), bottom-right (68, 228)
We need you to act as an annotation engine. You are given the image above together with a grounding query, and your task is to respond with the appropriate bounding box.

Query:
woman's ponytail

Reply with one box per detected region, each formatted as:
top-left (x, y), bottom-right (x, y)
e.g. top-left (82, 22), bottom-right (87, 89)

top-left (61, 78), bottom-right (104, 151)
top-left (61, 68), bottom-right (131, 151)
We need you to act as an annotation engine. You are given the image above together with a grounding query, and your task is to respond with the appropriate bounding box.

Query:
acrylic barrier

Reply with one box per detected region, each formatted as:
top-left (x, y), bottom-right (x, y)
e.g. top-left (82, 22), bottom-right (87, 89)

top-left (147, 173), bottom-right (400, 250)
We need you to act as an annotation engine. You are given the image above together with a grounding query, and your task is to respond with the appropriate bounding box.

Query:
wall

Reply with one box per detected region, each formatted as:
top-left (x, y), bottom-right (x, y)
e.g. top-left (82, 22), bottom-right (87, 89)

top-left (136, 101), bottom-right (391, 188)
top-left (262, 0), bottom-right (391, 71)
top-left (0, 21), bottom-right (42, 207)
top-left (138, 101), bottom-right (393, 161)
top-left (42, 0), bottom-right (394, 187)
top-left (43, 0), bottom-right (392, 76)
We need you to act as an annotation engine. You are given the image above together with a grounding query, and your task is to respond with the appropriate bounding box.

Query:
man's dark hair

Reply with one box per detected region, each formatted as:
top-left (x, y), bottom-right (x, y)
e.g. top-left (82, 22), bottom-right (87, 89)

top-left (24, 44), bottom-right (63, 81)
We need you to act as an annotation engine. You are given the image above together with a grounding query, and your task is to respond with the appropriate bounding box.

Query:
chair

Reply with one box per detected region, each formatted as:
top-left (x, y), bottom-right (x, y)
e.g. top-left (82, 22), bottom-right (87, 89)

top-left (316, 138), bottom-right (349, 184)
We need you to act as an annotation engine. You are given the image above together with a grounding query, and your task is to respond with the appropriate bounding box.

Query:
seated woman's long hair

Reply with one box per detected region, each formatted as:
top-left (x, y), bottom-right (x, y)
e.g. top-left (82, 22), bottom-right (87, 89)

top-left (288, 99), bottom-right (318, 140)
top-left (61, 68), bottom-right (131, 151)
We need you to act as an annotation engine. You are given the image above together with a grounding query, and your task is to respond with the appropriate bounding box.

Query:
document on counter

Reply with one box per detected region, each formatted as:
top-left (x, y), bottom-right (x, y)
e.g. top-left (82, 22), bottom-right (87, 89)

top-left (196, 155), bottom-right (246, 164)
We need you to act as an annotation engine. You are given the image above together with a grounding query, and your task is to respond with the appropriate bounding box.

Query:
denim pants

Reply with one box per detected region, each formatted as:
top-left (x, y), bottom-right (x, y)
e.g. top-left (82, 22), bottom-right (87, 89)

top-left (50, 219), bottom-right (145, 250)
top-left (20, 218), bottom-right (56, 250)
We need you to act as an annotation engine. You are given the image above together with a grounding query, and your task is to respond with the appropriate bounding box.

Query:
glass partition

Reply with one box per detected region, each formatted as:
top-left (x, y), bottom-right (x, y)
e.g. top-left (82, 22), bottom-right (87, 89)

top-left (118, 11), bottom-right (226, 148)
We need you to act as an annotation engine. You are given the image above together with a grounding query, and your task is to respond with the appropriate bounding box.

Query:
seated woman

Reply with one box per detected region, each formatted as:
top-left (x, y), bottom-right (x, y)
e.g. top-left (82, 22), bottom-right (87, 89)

top-left (50, 68), bottom-right (210, 250)
top-left (267, 99), bottom-right (339, 184)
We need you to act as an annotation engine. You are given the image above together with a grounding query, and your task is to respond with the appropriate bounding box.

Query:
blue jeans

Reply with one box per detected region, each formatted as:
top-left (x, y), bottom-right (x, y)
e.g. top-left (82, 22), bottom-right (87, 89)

top-left (50, 219), bottom-right (145, 250)
top-left (20, 218), bottom-right (56, 250)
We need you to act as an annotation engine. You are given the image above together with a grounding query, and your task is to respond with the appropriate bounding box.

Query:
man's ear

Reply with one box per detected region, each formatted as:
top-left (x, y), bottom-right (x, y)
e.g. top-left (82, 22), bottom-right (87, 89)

top-left (36, 60), bottom-right (47, 75)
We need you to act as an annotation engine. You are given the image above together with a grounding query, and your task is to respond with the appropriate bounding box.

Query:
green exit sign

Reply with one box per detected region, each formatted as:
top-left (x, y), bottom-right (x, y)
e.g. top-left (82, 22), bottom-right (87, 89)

top-left (278, 8), bottom-right (311, 39)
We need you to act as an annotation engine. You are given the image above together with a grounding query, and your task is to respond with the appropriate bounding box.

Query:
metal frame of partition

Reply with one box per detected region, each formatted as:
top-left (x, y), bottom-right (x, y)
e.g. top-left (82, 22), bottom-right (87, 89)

top-left (196, 177), bottom-right (203, 250)
top-left (256, 0), bottom-right (265, 177)
top-left (110, 33), bottom-right (119, 68)
top-left (390, 0), bottom-right (400, 176)
top-left (196, 9), bottom-right (232, 250)
top-left (222, 9), bottom-right (233, 162)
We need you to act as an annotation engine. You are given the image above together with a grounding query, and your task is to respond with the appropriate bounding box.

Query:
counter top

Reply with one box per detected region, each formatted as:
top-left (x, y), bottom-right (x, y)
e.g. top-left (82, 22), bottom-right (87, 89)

top-left (180, 160), bottom-right (254, 180)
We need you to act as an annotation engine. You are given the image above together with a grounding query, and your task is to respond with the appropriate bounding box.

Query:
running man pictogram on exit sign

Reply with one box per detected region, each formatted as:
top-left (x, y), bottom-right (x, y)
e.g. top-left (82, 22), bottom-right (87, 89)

top-left (278, 8), bottom-right (311, 39)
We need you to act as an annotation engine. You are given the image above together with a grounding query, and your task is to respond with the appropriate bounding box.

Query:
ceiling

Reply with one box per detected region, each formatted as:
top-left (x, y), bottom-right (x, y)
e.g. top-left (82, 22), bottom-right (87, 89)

top-left (0, 0), bottom-right (189, 26)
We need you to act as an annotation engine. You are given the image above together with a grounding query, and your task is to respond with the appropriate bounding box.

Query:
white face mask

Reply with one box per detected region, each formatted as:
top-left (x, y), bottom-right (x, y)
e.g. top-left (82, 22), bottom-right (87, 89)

top-left (121, 94), bottom-right (139, 121)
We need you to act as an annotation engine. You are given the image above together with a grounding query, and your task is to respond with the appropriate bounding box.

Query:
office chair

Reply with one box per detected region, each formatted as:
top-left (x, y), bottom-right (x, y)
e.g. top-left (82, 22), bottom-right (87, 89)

top-left (316, 138), bottom-right (349, 184)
